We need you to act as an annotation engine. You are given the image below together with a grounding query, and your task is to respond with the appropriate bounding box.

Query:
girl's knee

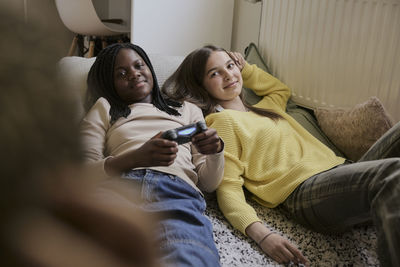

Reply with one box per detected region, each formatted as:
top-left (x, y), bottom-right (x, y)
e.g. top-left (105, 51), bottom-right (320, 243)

top-left (371, 158), bottom-right (400, 203)
top-left (385, 158), bottom-right (400, 175)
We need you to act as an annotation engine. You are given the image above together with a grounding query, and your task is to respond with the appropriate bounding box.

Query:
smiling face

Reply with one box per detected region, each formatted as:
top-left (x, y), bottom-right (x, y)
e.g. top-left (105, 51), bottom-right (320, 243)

top-left (113, 48), bottom-right (154, 104)
top-left (202, 51), bottom-right (243, 104)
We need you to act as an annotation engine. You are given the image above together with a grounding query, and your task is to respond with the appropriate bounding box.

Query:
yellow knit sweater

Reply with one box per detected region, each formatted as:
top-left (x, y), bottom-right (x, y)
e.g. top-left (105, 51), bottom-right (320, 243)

top-left (205, 63), bottom-right (345, 235)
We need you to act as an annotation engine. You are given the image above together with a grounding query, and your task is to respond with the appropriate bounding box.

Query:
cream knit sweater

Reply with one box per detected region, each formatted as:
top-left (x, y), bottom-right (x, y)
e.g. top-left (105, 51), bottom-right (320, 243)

top-left (80, 98), bottom-right (224, 193)
top-left (206, 63), bottom-right (345, 234)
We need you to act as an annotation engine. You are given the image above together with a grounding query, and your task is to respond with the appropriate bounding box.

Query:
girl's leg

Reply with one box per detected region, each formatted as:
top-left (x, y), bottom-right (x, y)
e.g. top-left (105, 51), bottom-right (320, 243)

top-left (358, 120), bottom-right (400, 161)
top-left (123, 169), bottom-right (220, 267)
top-left (281, 159), bottom-right (400, 267)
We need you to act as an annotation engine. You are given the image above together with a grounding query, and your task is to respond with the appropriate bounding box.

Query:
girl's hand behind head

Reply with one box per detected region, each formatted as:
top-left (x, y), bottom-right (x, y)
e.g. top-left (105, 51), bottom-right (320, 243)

top-left (228, 51), bottom-right (246, 71)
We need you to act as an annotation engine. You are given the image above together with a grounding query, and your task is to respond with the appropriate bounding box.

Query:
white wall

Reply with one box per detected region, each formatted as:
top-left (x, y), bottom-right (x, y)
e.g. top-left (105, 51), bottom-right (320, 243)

top-left (131, 0), bottom-right (234, 56)
top-left (130, 0), bottom-right (261, 56)
top-left (231, 0), bottom-right (262, 54)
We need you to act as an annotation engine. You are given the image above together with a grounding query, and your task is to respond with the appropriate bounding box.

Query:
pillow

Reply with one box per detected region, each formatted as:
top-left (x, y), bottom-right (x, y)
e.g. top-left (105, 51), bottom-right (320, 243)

top-left (244, 42), bottom-right (272, 73)
top-left (57, 56), bottom-right (96, 120)
top-left (314, 97), bottom-right (393, 161)
top-left (57, 54), bottom-right (184, 120)
top-left (286, 101), bottom-right (345, 157)
top-left (243, 42), bottom-right (268, 105)
top-left (148, 54), bottom-right (184, 86)
top-left (244, 43), bottom-right (345, 157)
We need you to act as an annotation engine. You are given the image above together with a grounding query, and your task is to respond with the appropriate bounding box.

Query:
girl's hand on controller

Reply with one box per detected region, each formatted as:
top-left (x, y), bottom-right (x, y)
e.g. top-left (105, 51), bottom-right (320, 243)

top-left (192, 128), bottom-right (223, 154)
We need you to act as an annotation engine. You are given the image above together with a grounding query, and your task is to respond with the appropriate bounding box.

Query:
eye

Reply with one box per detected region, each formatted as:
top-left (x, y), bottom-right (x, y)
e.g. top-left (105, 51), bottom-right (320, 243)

top-left (134, 61), bottom-right (145, 70)
top-left (210, 71), bottom-right (219, 78)
top-left (116, 70), bottom-right (128, 79)
top-left (227, 63), bottom-right (235, 69)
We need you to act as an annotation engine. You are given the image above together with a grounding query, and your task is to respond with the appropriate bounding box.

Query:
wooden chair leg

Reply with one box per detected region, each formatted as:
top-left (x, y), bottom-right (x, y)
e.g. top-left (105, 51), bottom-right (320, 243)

top-left (101, 38), bottom-right (107, 49)
top-left (76, 35), bottom-right (85, 57)
top-left (87, 38), bottom-right (95, 58)
top-left (68, 35), bottom-right (78, 56)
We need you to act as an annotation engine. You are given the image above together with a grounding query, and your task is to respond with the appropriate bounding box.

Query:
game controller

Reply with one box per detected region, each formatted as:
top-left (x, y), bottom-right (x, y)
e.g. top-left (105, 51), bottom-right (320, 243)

top-left (161, 121), bottom-right (208, 145)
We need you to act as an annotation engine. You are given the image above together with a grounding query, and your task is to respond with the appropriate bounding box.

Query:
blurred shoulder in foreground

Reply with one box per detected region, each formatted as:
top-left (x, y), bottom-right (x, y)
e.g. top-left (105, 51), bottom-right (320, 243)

top-left (0, 3), bottom-right (159, 267)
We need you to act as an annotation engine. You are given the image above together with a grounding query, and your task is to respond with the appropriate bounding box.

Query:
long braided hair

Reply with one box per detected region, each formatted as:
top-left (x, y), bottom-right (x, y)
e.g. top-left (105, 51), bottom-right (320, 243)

top-left (85, 43), bottom-right (181, 123)
top-left (162, 45), bottom-right (282, 120)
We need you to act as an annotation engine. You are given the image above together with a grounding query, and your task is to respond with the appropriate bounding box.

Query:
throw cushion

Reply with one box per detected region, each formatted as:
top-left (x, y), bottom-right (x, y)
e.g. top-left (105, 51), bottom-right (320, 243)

top-left (243, 42), bottom-right (268, 105)
top-left (57, 56), bottom-right (96, 121)
top-left (286, 101), bottom-right (346, 157)
top-left (314, 97), bottom-right (393, 161)
top-left (148, 54), bottom-right (184, 87)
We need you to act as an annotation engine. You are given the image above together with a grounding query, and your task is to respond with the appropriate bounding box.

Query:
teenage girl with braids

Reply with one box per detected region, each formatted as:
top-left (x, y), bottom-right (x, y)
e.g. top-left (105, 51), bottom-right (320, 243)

top-left (162, 45), bottom-right (400, 266)
top-left (80, 43), bottom-right (224, 267)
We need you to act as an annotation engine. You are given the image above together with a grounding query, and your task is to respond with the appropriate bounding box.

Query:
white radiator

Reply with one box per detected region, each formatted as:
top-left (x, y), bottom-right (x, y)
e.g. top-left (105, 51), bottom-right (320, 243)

top-left (259, 0), bottom-right (400, 122)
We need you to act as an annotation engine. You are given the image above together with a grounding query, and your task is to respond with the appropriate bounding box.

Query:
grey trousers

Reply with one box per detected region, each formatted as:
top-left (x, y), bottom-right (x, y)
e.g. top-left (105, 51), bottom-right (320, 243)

top-left (282, 121), bottom-right (400, 267)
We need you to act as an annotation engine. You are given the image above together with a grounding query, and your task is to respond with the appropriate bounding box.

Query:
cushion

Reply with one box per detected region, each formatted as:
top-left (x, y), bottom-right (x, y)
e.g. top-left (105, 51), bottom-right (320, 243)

top-left (243, 42), bottom-right (268, 105)
top-left (57, 54), bottom-right (184, 120)
top-left (314, 97), bottom-right (393, 161)
top-left (148, 54), bottom-right (184, 86)
top-left (57, 56), bottom-right (96, 119)
top-left (244, 43), bottom-right (345, 157)
top-left (286, 101), bottom-right (345, 157)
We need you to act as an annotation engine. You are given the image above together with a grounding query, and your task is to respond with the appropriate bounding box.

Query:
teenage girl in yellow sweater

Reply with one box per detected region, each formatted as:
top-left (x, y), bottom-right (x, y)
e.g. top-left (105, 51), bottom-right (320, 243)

top-left (162, 45), bottom-right (400, 267)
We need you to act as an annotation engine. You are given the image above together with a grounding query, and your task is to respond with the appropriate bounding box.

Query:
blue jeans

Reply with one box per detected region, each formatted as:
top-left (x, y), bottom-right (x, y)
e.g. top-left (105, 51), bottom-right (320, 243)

top-left (282, 121), bottom-right (400, 267)
top-left (122, 169), bottom-right (220, 267)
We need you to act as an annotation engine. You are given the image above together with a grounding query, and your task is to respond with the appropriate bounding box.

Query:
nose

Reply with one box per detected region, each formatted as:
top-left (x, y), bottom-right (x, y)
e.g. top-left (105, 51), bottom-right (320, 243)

top-left (224, 70), bottom-right (233, 81)
top-left (127, 68), bottom-right (141, 81)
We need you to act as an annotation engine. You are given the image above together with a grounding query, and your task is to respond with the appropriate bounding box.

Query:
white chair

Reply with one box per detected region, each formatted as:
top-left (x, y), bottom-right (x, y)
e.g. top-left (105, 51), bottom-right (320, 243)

top-left (55, 0), bottom-right (130, 57)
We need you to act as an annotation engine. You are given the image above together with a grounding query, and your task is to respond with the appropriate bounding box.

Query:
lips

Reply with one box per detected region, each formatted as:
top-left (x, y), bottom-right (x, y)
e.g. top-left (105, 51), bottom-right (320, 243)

top-left (131, 80), bottom-right (146, 88)
top-left (224, 81), bottom-right (238, 89)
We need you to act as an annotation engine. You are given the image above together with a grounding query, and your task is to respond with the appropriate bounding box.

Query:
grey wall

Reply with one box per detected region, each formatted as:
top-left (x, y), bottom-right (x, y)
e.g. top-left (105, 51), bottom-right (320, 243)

top-left (231, 0), bottom-right (262, 54)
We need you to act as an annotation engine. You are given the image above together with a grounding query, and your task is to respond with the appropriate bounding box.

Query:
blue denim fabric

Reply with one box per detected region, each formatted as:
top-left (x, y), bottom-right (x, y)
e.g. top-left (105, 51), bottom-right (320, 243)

top-left (123, 169), bottom-right (220, 267)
